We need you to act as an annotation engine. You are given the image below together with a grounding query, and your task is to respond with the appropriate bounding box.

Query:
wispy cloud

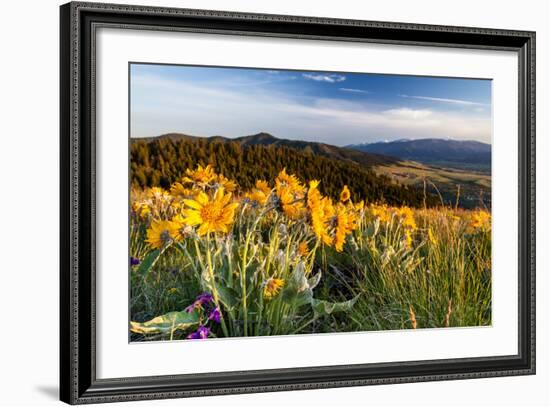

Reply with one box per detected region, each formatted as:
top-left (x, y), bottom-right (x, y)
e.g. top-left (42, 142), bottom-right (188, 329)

top-left (339, 88), bottom-right (369, 94)
top-left (399, 94), bottom-right (488, 106)
top-left (383, 108), bottom-right (433, 120)
top-left (303, 73), bottom-right (346, 83)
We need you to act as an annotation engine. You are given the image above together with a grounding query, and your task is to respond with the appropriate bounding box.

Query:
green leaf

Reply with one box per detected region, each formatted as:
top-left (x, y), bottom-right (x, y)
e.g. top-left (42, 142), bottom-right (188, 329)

top-left (130, 310), bottom-right (200, 335)
top-left (217, 286), bottom-right (240, 310)
top-left (311, 295), bottom-right (360, 316)
top-left (307, 272), bottom-right (322, 290)
top-left (281, 263), bottom-right (316, 307)
top-left (293, 289), bottom-right (313, 308)
top-left (136, 249), bottom-right (161, 276)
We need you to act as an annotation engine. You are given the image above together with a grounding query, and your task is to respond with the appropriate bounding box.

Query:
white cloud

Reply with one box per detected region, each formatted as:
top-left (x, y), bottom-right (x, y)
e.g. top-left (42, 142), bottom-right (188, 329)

top-left (339, 88), bottom-right (369, 94)
top-left (302, 73), bottom-right (346, 83)
top-left (383, 108), bottom-right (433, 120)
top-left (399, 94), bottom-right (488, 106)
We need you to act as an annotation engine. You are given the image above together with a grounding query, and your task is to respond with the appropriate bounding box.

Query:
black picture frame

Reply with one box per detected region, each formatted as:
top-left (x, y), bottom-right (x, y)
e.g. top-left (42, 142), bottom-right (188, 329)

top-left (60, 2), bottom-right (536, 404)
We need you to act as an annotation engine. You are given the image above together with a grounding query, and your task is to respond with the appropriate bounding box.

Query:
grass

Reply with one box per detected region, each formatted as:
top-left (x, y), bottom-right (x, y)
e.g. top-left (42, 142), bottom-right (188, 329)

top-left (374, 161), bottom-right (491, 208)
top-left (341, 208), bottom-right (491, 331)
top-left (129, 165), bottom-right (492, 341)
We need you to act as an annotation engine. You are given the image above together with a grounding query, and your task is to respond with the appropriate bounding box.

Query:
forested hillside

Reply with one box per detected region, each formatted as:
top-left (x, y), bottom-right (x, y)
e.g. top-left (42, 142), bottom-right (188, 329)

top-left (130, 137), bottom-right (438, 207)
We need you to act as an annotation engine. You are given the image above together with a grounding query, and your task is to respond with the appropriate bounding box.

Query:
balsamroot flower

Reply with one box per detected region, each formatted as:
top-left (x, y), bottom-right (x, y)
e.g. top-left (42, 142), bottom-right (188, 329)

top-left (307, 180), bottom-right (334, 245)
top-left (298, 242), bottom-right (310, 257)
top-left (171, 214), bottom-right (195, 240)
top-left (145, 219), bottom-right (180, 249)
top-left (182, 187), bottom-right (238, 236)
top-left (395, 206), bottom-right (417, 230)
top-left (275, 169), bottom-right (306, 220)
top-left (132, 201), bottom-right (151, 218)
top-left (215, 174), bottom-right (237, 193)
top-left (169, 182), bottom-right (195, 198)
top-left (245, 180), bottom-right (272, 206)
top-left (263, 278), bottom-right (285, 299)
top-left (334, 203), bottom-right (357, 252)
top-left (278, 188), bottom-right (306, 220)
top-left (340, 185), bottom-right (351, 202)
top-left (470, 210), bottom-right (491, 230)
top-left (147, 187), bottom-right (170, 200)
top-left (275, 168), bottom-right (302, 192)
top-left (182, 164), bottom-right (217, 184)
top-left (370, 204), bottom-right (391, 223)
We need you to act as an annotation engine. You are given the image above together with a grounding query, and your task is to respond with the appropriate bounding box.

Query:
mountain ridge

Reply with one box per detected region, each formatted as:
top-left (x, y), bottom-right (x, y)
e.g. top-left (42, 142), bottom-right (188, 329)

top-left (135, 132), bottom-right (400, 168)
top-left (346, 138), bottom-right (491, 171)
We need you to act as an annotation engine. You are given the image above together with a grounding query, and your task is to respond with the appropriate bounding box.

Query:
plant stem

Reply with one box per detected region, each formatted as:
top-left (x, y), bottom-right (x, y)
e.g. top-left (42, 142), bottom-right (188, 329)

top-left (205, 233), bottom-right (229, 337)
top-left (241, 231), bottom-right (252, 336)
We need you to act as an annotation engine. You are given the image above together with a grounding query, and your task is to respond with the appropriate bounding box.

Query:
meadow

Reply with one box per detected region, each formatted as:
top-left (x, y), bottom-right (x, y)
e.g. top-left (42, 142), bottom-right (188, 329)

top-left (129, 164), bottom-right (492, 341)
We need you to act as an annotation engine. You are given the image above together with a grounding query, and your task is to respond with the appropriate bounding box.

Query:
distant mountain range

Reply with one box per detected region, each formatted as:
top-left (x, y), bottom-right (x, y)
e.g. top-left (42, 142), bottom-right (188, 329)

top-left (141, 132), bottom-right (399, 167)
top-left (346, 138), bottom-right (491, 172)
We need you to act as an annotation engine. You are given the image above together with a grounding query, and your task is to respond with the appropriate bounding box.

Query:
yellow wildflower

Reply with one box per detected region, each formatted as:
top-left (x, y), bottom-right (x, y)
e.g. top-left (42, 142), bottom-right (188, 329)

top-left (275, 168), bottom-right (303, 193)
top-left (279, 187), bottom-right (306, 220)
top-left (428, 228), bottom-right (437, 245)
top-left (298, 242), bottom-right (310, 257)
top-left (334, 203), bottom-right (357, 252)
top-left (307, 180), bottom-right (322, 208)
top-left (404, 229), bottom-right (413, 248)
top-left (370, 204), bottom-right (391, 223)
top-left (132, 201), bottom-right (150, 218)
top-left (215, 174), bottom-right (237, 193)
top-left (308, 181), bottom-right (335, 246)
top-left (275, 170), bottom-right (306, 220)
top-left (171, 214), bottom-right (194, 240)
top-left (145, 219), bottom-right (180, 249)
top-left (340, 185), bottom-right (351, 202)
top-left (182, 164), bottom-right (217, 184)
top-left (470, 210), bottom-right (491, 230)
top-left (182, 187), bottom-right (238, 236)
top-left (148, 187), bottom-right (170, 200)
top-left (245, 180), bottom-right (271, 206)
top-left (170, 182), bottom-right (195, 198)
top-left (311, 196), bottom-right (335, 246)
top-left (396, 207), bottom-right (417, 230)
top-left (263, 278), bottom-right (285, 299)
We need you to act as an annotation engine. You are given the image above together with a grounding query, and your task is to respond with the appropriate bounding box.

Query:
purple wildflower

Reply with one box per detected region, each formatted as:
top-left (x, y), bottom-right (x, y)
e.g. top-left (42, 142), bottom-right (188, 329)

top-left (187, 325), bottom-right (210, 340)
top-left (196, 293), bottom-right (213, 304)
top-left (208, 307), bottom-right (221, 323)
top-left (185, 293), bottom-right (214, 313)
top-left (130, 257), bottom-right (140, 266)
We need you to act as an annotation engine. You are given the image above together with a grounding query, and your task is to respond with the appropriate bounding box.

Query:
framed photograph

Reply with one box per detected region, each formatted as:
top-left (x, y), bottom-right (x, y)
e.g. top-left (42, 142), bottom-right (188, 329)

top-left (60, 1), bottom-right (535, 404)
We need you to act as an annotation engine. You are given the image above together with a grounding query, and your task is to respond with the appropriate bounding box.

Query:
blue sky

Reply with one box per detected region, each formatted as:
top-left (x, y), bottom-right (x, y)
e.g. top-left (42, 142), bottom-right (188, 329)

top-left (130, 63), bottom-right (492, 145)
